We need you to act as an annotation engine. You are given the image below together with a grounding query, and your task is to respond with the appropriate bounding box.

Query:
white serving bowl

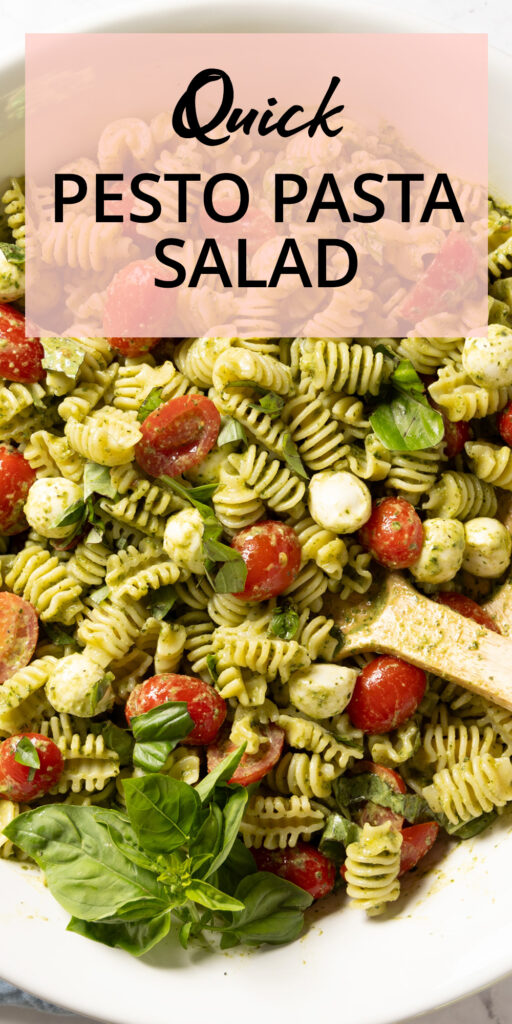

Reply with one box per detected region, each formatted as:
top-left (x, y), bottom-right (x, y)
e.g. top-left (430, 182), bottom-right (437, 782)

top-left (0, 3), bottom-right (510, 1022)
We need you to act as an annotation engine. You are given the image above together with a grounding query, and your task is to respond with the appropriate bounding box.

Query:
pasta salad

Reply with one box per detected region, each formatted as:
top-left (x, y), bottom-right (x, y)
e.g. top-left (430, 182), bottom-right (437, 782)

top-left (0, 180), bottom-right (511, 956)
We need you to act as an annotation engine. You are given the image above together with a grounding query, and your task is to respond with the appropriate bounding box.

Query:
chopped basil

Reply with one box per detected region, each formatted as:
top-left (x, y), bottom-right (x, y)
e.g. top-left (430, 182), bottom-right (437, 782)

top-left (90, 673), bottom-right (114, 715)
top-left (370, 359), bottom-right (444, 452)
top-left (206, 654), bottom-right (219, 683)
top-left (269, 605), bottom-right (300, 640)
top-left (328, 625), bottom-right (345, 658)
top-left (0, 242), bottom-right (24, 265)
top-left (89, 584), bottom-right (110, 605)
top-left (83, 462), bottom-right (117, 501)
top-left (54, 500), bottom-right (86, 529)
top-left (149, 584), bottom-right (177, 621)
top-left (137, 387), bottom-right (164, 422)
top-left (282, 432), bottom-right (308, 480)
top-left (42, 337), bottom-right (85, 379)
top-left (14, 736), bottom-right (40, 781)
top-left (217, 417), bottom-right (247, 448)
top-left (42, 622), bottom-right (77, 648)
top-left (319, 812), bottom-right (361, 863)
top-left (252, 392), bottom-right (285, 420)
top-left (334, 773), bottom-right (427, 823)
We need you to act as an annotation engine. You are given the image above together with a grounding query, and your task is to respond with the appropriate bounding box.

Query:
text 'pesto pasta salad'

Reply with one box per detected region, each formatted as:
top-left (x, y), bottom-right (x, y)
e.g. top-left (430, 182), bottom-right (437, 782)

top-left (0, 182), bottom-right (512, 956)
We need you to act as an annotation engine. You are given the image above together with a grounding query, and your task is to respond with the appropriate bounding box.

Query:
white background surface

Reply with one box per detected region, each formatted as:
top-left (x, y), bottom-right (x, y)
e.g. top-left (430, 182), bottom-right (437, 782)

top-left (0, 1), bottom-right (509, 1022)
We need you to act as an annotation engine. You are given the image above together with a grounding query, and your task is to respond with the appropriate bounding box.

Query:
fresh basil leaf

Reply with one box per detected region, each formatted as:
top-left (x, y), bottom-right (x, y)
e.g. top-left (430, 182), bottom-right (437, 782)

top-left (373, 343), bottom-right (397, 360)
top-left (370, 359), bottom-right (444, 452)
top-left (149, 584), bottom-right (177, 621)
top-left (132, 741), bottom-right (181, 772)
top-left (42, 337), bottom-right (85, 379)
top-left (178, 919), bottom-right (193, 949)
top-left (131, 701), bottom-right (193, 743)
top-left (195, 744), bottom-right (247, 804)
top-left (14, 737), bottom-right (40, 780)
top-left (206, 786), bottom-right (248, 879)
top-left (183, 483), bottom-right (217, 502)
top-left (67, 912), bottom-right (171, 956)
top-left (269, 606), bottom-right (300, 641)
top-left (206, 654), bottom-right (218, 684)
top-left (86, 527), bottom-right (105, 545)
top-left (186, 879), bottom-right (244, 912)
top-left (253, 392), bottom-right (285, 419)
top-left (0, 241), bottom-right (24, 265)
top-left (282, 432), bottom-right (308, 481)
top-left (83, 462), bottom-right (117, 501)
top-left (433, 809), bottom-right (497, 839)
top-left (189, 803), bottom-right (224, 877)
top-left (89, 722), bottom-right (134, 766)
top-left (158, 475), bottom-right (216, 521)
top-left (212, 839), bottom-right (257, 897)
top-left (334, 773), bottom-right (426, 823)
top-left (137, 386), bottom-right (164, 423)
top-left (123, 774), bottom-right (202, 854)
top-left (4, 805), bottom-right (169, 921)
top-left (319, 812), bottom-right (361, 863)
top-left (90, 673), bottom-right (114, 715)
top-left (223, 379), bottom-right (270, 395)
top-left (89, 584), bottom-right (110, 605)
top-left (41, 622), bottom-right (77, 648)
top-left (217, 416), bottom-right (247, 448)
top-left (91, 808), bottom-right (156, 872)
top-left (210, 557), bottom-right (248, 595)
top-left (220, 872), bottom-right (313, 947)
top-left (54, 499), bottom-right (86, 529)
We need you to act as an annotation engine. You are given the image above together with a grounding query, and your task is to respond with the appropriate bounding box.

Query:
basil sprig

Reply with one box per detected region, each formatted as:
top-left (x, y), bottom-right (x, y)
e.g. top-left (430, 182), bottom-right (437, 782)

top-left (4, 755), bottom-right (312, 957)
top-left (159, 475), bottom-right (247, 594)
top-left (370, 359), bottom-right (444, 451)
top-left (131, 700), bottom-right (194, 772)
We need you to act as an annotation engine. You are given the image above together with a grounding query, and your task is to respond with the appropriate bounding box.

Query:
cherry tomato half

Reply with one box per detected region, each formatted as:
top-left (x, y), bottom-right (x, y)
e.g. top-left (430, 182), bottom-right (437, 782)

top-left (498, 402), bottom-right (512, 447)
top-left (103, 259), bottom-right (177, 337)
top-left (108, 337), bottom-right (160, 358)
top-left (435, 592), bottom-right (500, 633)
top-left (359, 497), bottom-right (423, 570)
top-left (398, 233), bottom-right (478, 321)
top-left (0, 304), bottom-right (45, 383)
top-left (207, 723), bottom-right (285, 786)
top-left (125, 673), bottom-right (226, 745)
top-left (0, 594), bottom-right (38, 685)
top-left (231, 522), bottom-right (302, 602)
top-left (0, 733), bottom-right (64, 801)
top-left (199, 202), bottom-right (276, 255)
top-left (399, 822), bottom-right (439, 876)
top-left (0, 447), bottom-right (36, 534)
top-left (136, 394), bottom-right (220, 478)
top-left (354, 760), bottom-right (406, 830)
top-left (347, 656), bottom-right (426, 734)
top-left (252, 842), bottom-right (336, 900)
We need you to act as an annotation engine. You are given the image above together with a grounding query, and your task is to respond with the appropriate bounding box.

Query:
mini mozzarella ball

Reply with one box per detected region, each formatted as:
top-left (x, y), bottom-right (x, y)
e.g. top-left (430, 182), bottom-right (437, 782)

top-left (46, 653), bottom-right (114, 717)
top-left (410, 518), bottom-right (465, 584)
top-left (0, 251), bottom-right (25, 302)
top-left (308, 470), bottom-right (372, 534)
top-left (163, 507), bottom-right (205, 574)
top-left (463, 517), bottom-right (512, 578)
top-left (288, 664), bottom-right (358, 719)
top-left (462, 325), bottom-right (512, 388)
top-left (24, 477), bottom-right (83, 539)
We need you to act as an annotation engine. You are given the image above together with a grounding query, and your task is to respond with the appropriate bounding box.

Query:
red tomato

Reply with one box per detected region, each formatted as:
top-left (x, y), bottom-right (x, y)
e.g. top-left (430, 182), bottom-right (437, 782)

top-left (435, 592), bottom-right (500, 634)
top-left (199, 202), bottom-right (275, 255)
top-left (125, 673), bottom-right (226, 745)
top-left (347, 656), bottom-right (426, 734)
top-left (0, 305), bottom-right (45, 383)
top-left (0, 447), bottom-right (36, 534)
top-left (353, 760), bottom-right (406, 830)
top-left (252, 842), bottom-right (336, 900)
top-left (359, 497), bottom-right (423, 570)
top-left (0, 594), bottom-right (38, 685)
top-left (231, 522), bottom-right (302, 601)
top-left (0, 733), bottom-right (64, 801)
top-left (399, 822), bottom-right (439, 876)
top-left (206, 723), bottom-right (285, 786)
top-left (108, 337), bottom-right (160, 358)
top-left (399, 233), bottom-right (478, 321)
top-left (428, 397), bottom-right (470, 458)
top-left (103, 259), bottom-right (177, 337)
top-left (136, 394), bottom-right (220, 478)
top-left (498, 402), bottom-right (512, 447)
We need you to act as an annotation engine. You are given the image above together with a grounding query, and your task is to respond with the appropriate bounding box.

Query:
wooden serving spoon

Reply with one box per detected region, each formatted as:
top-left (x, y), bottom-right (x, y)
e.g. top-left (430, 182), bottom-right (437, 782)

top-left (324, 573), bottom-right (512, 711)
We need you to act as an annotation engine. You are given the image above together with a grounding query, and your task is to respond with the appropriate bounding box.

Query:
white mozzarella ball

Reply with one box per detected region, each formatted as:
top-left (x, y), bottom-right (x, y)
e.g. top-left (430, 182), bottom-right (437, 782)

top-left (463, 517), bottom-right (512, 578)
top-left (288, 663), bottom-right (358, 719)
top-left (185, 448), bottom-right (228, 486)
top-left (410, 518), bottom-right (465, 584)
top-left (46, 653), bottom-right (114, 717)
top-left (163, 507), bottom-right (205, 574)
top-left (462, 325), bottom-right (512, 388)
top-left (308, 470), bottom-right (372, 534)
top-left (24, 478), bottom-right (83, 539)
top-left (0, 251), bottom-right (25, 301)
